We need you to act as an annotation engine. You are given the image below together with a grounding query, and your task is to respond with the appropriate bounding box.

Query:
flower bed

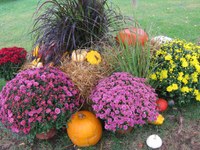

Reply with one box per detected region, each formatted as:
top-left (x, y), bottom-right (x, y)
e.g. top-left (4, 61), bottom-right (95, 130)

top-left (0, 67), bottom-right (83, 136)
top-left (90, 72), bottom-right (159, 132)
top-left (150, 39), bottom-right (200, 105)
top-left (0, 47), bottom-right (27, 80)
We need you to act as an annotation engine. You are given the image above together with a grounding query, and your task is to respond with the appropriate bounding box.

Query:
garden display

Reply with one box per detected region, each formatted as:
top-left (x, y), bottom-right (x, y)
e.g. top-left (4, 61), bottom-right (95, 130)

top-left (67, 111), bottom-right (102, 147)
top-left (1, 0), bottom-right (200, 149)
top-left (0, 47), bottom-right (27, 80)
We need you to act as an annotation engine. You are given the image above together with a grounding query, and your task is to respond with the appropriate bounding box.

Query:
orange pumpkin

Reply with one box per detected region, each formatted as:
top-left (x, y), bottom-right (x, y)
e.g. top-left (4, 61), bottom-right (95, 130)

top-left (67, 111), bottom-right (102, 147)
top-left (116, 27), bottom-right (148, 46)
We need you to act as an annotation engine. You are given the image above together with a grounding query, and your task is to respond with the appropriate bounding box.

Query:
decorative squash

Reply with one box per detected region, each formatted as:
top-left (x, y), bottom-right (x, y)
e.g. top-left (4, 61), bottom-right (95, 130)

top-left (86, 50), bottom-right (101, 65)
top-left (71, 49), bottom-right (88, 62)
top-left (151, 114), bottom-right (165, 125)
top-left (156, 98), bottom-right (168, 112)
top-left (67, 111), bottom-right (102, 147)
top-left (115, 27), bottom-right (148, 46)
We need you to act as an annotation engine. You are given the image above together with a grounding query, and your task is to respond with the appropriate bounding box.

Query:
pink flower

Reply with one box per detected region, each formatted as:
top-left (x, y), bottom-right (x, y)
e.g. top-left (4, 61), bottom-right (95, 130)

top-left (37, 116), bottom-right (42, 122)
top-left (23, 126), bottom-right (31, 134)
top-left (14, 96), bottom-right (20, 102)
top-left (11, 126), bottom-right (19, 133)
top-left (28, 118), bottom-right (34, 123)
top-left (55, 108), bottom-right (61, 114)
top-left (46, 108), bottom-right (51, 114)
top-left (20, 120), bottom-right (26, 126)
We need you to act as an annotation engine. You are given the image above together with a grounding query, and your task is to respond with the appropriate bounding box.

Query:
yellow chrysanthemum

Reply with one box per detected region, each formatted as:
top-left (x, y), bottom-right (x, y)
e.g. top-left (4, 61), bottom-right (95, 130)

top-left (166, 85), bottom-right (173, 92)
top-left (160, 70), bottom-right (168, 80)
top-left (86, 50), bottom-right (102, 65)
top-left (195, 94), bottom-right (200, 101)
top-left (194, 89), bottom-right (199, 95)
top-left (195, 65), bottom-right (200, 73)
top-left (171, 83), bottom-right (178, 90)
top-left (191, 72), bottom-right (198, 83)
top-left (193, 89), bottom-right (200, 102)
top-left (165, 54), bottom-right (172, 61)
top-left (150, 73), bottom-right (157, 80)
top-left (185, 54), bottom-right (191, 60)
top-left (181, 61), bottom-right (188, 67)
top-left (177, 72), bottom-right (184, 81)
top-left (181, 86), bottom-right (190, 93)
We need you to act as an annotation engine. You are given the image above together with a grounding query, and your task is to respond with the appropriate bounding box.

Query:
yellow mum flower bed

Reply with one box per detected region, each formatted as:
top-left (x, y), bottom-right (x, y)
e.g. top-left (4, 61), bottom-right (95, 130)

top-left (150, 39), bottom-right (200, 105)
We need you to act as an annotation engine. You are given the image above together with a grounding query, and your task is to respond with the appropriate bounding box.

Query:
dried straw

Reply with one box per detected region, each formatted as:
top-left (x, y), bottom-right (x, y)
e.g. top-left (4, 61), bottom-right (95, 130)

top-left (59, 54), bottom-right (113, 104)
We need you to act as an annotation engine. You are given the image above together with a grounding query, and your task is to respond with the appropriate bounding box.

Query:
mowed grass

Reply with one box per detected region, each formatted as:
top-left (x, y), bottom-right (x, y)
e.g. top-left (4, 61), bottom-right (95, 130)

top-left (112, 0), bottom-right (200, 42)
top-left (0, 0), bottom-right (41, 51)
top-left (0, 0), bottom-right (199, 51)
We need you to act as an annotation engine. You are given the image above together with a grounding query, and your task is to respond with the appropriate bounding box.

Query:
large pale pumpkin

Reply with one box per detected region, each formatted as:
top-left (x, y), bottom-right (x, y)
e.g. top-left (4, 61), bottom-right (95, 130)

top-left (67, 111), bottom-right (102, 147)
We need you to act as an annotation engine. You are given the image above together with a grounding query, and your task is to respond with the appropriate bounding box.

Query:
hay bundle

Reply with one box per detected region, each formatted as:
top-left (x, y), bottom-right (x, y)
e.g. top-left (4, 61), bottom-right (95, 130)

top-left (60, 55), bottom-right (113, 104)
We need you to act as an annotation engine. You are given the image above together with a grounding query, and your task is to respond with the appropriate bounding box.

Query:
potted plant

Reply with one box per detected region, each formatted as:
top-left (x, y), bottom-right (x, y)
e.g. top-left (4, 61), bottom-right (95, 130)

top-left (0, 47), bottom-right (27, 80)
top-left (0, 67), bottom-right (83, 139)
top-left (149, 39), bottom-right (200, 105)
top-left (90, 72), bottom-right (159, 133)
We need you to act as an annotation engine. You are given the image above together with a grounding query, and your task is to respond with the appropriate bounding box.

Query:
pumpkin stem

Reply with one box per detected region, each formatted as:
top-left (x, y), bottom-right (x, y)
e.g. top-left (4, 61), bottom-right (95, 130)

top-left (78, 113), bottom-right (85, 119)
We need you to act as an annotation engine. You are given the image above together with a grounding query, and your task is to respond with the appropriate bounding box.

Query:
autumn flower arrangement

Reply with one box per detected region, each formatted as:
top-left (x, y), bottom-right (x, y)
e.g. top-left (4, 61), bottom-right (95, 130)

top-left (0, 47), bottom-right (27, 80)
top-left (150, 39), bottom-right (200, 105)
top-left (90, 72), bottom-right (159, 132)
top-left (0, 67), bottom-right (83, 136)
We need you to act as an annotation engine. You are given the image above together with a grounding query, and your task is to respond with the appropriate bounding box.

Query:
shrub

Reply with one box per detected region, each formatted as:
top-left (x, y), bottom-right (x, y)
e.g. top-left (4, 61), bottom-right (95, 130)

top-left (90, 72), bottom-right (158, 132)
top-left (150, 39), bottom-right (200, 105)
top-left (0, 67), bottom-right (83, 136)
top-left (0, 47), bottom-right (27, 80)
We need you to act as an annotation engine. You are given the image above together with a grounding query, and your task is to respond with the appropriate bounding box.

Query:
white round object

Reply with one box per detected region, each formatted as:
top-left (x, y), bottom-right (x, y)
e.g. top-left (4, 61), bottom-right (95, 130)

top-left (146, 134), bottom-right (162, 149)
top-left (152, 36), bottom-right (172, 45)
top-left (37, 62), bottom-right (43, 68)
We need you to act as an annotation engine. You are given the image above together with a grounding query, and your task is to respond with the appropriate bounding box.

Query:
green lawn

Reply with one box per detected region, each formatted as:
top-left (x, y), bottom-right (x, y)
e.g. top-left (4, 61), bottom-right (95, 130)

top-left (0, 0), bottom-right (199, 51)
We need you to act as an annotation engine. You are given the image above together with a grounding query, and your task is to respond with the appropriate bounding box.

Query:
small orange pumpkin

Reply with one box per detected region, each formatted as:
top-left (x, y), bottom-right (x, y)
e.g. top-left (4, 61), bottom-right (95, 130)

top-left (67, 111), bottom-right (102, 147)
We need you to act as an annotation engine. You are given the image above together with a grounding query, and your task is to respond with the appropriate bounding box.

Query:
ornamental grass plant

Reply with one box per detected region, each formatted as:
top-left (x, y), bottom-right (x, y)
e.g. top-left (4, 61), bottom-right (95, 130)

top-left (0, 47), bottom-right (27, 80)
top-left (105, 35), bottom-right (153, 80)
top-left (32, 0), bottom-right (125, 65)
top-left (90, 72), bottom-right (159, 132)
top-left (0, 67), bottom-right (83, 138)
top-left (150, 39), bottom-right (200, 105)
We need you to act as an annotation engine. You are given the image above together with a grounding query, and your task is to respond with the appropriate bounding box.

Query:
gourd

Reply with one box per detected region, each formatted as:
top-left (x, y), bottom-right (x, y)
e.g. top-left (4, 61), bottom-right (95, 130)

top-left (71, 49), bottom-right (87, 62)
top-left (156, 98), bottom-right (168, 112)
top-left (146, 134), bottom-right (162, 149)
top-left (67, 111), bottom-right (102, 147)
top-left (151, 114), bottom-right (165, 125)
top-left (115, 27), bottom-right (148, 46)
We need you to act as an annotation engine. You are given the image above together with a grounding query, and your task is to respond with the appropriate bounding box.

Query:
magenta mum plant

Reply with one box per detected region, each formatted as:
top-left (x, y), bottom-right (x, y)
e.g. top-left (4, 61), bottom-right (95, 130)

top-left (90, 72), bottom-right (159, 132)
top-left (0, 67), bottom-right (83, 136)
